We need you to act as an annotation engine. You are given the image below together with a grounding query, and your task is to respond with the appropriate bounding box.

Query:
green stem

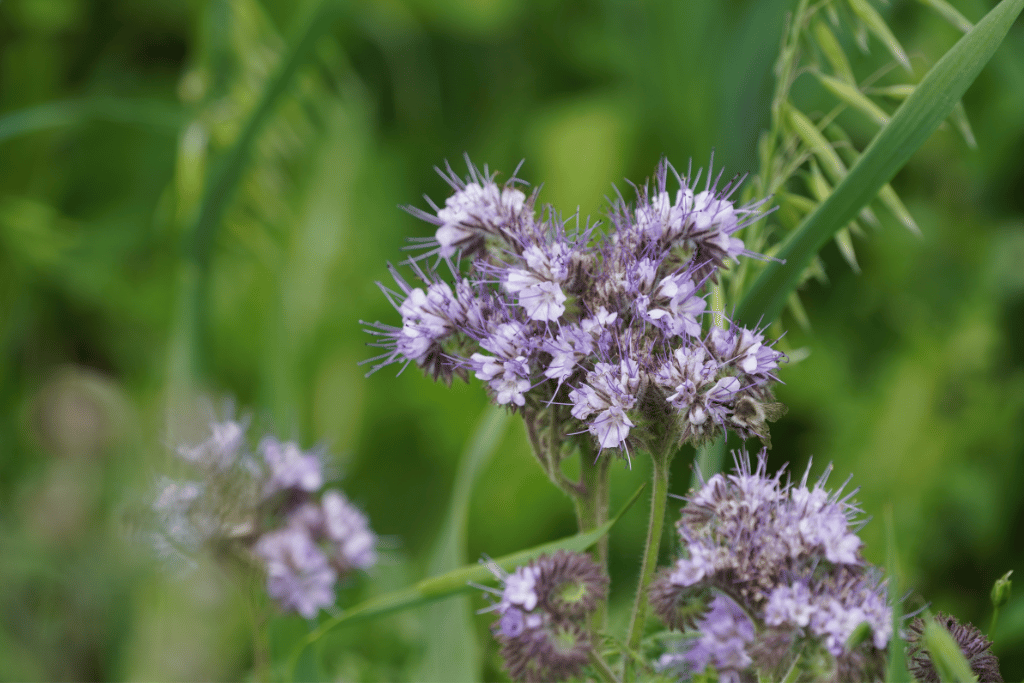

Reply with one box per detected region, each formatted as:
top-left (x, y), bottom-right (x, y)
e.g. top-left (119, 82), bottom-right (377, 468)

top-left (575, 444), bottom-right (611, 630)
top-left (623, 448), bottom-right (673, 679)
top-left (588, 647), bottom-right (622, 683)
top-left (690, 436), bottom-right (726, 491)
top-left (989, 606), bottom-right (1000, 640)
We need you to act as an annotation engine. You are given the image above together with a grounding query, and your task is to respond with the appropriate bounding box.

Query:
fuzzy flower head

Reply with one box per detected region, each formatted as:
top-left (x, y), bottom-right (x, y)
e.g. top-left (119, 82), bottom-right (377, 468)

top-left (651, 450), bottom-right (892, 681)
top-left (363, 156), bottom-right (783, 462)
top-left (152, 414), bottom-right (377, 620)
top-left (478, 550), bottom-right (608, 683)
top-left (907, 613), bottom-right (1003, 683)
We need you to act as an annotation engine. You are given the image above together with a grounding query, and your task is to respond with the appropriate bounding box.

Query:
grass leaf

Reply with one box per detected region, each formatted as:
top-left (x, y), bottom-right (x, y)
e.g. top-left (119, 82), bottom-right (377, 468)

top-left (813, 20), bottom-right (856, 83)
top-left (923, 616), bottom-right (979, 682)
top-left (884, 506), bottom-right (912, 683)
top-left (736, 0), bottom-right (1024, 327)
top-left (416, 407), bottom-right (509, 682)
top-left (0, 98), bottom-right (183, 145)
top-left (846, 0), bottom-right (912, 71)
top-left (287, 482), bottom-right (648, 677)
top-left (816, 72), bottom-right (891, 126)
top-left (916, 0), bottom-right (974, 32)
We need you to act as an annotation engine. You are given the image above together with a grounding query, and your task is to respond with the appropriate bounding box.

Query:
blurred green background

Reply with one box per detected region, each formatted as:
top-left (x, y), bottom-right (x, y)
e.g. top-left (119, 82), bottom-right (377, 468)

top-left (1, 0), bottom-right (1023, 680)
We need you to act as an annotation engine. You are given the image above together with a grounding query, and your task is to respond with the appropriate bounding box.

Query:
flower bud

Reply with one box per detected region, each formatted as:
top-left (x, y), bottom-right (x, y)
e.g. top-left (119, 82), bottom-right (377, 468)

top-left (991, 570), bottom-right (1012, 610)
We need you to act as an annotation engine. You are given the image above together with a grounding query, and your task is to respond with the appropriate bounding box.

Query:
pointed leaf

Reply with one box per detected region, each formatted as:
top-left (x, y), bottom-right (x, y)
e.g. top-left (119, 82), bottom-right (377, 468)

top-left (786, 292), bottom-right (812, 332)
top-left (835, 226), bottom-right (861, 272)
top-left (950, 100), bottom-right (978, 148)
top-left (813, 20), bottom-right (856, 83)
top-left (878, 184), bottom-right (921, 235)
top-left (0, 98), bottom-right (183, 144)
top-left (847, 0), bottom-right (912, 71)
top-left (870, 84), bottom-right (916, 99)
top-left (916, 0), bottom-right (974, 32)
top-left (736, 0), bottom-right (1024, 327)
top-left (871, 85), bottom-right (976, 148)
top-left (787, 105), bottom-right (846, 181)
top-left (853, 14), bottom-right (871, 53)
top-left (816, 73), bottom-right (890, 127)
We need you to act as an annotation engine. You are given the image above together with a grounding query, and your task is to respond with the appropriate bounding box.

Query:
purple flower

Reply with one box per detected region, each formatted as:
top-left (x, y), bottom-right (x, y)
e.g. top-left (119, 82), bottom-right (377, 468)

top-left (651, 450), bottom-right (892, 672)
top-left (256, 526), bottom-right (337, 619)
top-left (479, 552), bottom-right (607, 683)
top-left (261, 437), bottom-right (323, 495)
top-left (177, 418), bottom-right (248, 470)
top-left (658, 595), bottom-right (754, 682)
top-left (569, 360), bottom-right (640, 449)
top-left (365, 156), bottom-right (783, 456)
top-left (320, 490), bottom-right (377, 570)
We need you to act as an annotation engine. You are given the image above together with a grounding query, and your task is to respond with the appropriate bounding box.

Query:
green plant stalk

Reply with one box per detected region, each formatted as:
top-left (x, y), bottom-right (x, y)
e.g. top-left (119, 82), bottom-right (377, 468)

top-left (575, 444), bottom-right (612, 630)
top-left (623, 448), bottom-right (673, 680)
top-left (589, 647), bottom-right (622, 683)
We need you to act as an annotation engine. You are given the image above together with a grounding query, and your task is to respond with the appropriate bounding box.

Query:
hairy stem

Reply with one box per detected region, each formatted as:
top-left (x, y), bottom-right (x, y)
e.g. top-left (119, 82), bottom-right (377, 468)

top-left (623, 448), bottom-right (673, 679)
top-left (523, 407), bottom-right (582, 498)
top-left (574, 441), bottom-right (611, 630)
top-left (589, 646), bottom-right (622, 683)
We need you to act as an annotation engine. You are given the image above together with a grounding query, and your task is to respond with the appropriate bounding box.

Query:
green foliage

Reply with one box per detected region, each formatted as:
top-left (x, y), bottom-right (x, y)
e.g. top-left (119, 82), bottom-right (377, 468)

top-left (736, 0), bottom-right (1024, 327)
top-left (922, 615), bottom-right (980, 683)
top-left (2, 0), bottom-right (1023, 679)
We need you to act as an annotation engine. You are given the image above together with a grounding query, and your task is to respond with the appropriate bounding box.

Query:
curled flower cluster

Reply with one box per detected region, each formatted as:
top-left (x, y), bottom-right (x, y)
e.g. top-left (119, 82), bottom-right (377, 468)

top-left (153, 417), bottom-right (376, 619)
top-left (479, 550), bottom-right (608, 683)
top-left (906, 613), bottom-right (1003, 683)
top-left (363, 157), bottom-right (785, 457)
top-left (650, 450), bottom-right (891, 681)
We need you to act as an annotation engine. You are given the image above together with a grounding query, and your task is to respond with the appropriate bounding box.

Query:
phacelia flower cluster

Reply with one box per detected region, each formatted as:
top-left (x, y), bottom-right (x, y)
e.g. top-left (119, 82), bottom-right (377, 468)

top-left (650, 450), bottom-right (891, 682)
top-left (363, 157), bottom-right (784, 458)
top-left (479, 550), bottom-right (608, 683)
top-left (906, 613), bottom-right (1003, 683)
top-left (152, 417), bottom-right (376, 619)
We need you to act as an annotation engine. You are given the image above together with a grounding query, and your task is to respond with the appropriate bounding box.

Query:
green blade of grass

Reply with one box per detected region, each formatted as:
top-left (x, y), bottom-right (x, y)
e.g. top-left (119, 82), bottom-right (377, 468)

top-left (816, 72), bottom-right (891, 126)
top-left (736, 0), bottom-right (1024, 328)
top-left (813, 20), bottom-right (856, 83)
top-left (416, 407), bottom-right (509, 683)
top-left (847, 0), bottom-right (912, 71)
top-left (175, 0), bottom-right (345, 379)
top-left (186, 0), bottom-right (345, 273)
top-left (884, 506), bottom-right (912, 683)
top-left (287, 482), bottom-right (647, 677)
top-left (923, 616), bottom-right (979, 682)
top-left (916, 0), bottom-right (974, 32)
top-left (0, 98), bottom-right (184, 145)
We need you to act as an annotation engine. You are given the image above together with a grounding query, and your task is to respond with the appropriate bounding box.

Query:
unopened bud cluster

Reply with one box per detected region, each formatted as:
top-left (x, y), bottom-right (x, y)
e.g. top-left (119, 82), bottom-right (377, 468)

top-left (363, 158), bottom-right (785, 456)
top-left (152, 417), bottom-right (376, 618)
top-left (651, 450), bottom-right (891, 682)
top-left (479, 550), bottom-right (608, 682)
